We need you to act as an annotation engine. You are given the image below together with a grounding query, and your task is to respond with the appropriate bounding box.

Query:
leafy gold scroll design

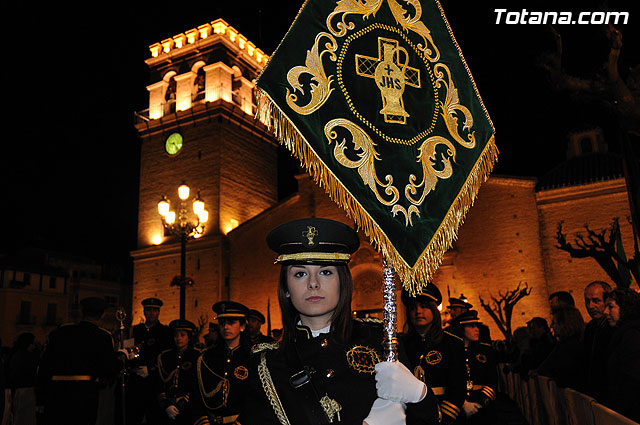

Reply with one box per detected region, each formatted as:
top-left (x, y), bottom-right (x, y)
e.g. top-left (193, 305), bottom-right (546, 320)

top-left (326, 0), bottom-right (385, 37)
top-left (434, 63), bottom-right (475, 149)
top-left (325, 118), bottom-right (400, 208)
top-left (286, 32), bottom-right (338, 115)
top-left (386, 0), bottom-right (439, 61)
top-left (326, 0), bottom-right (439, 61)
top-left (405, 136), bottom-right (456, 207)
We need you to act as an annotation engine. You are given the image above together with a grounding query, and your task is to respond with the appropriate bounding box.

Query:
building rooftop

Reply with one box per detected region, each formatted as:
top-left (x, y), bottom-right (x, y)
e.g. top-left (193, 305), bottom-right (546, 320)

top-left (536, 152), bottom-right (625, 191)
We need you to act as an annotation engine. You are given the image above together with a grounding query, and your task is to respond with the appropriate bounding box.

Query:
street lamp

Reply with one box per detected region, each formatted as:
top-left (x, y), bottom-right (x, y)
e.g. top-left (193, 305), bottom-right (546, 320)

top-left (157, 181), bottom-right (208, 319)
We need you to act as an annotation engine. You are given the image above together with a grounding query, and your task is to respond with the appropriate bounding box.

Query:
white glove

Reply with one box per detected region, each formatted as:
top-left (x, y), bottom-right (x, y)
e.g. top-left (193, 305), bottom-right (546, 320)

top-left (462, 400), bottom-right (483, 417)
top-left (135, 365), bottom-right (149, 378)
top-left (363, 398), bottom-right (406, 425)
top-left (374, 361), bottom-right (427, 403)
top-left (165, 405), bottom-right (180, 419)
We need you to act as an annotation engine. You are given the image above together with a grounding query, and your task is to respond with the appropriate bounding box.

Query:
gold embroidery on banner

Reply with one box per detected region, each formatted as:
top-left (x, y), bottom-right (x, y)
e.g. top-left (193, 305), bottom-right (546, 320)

top-left (386, 0), bottom-right (439, 61)
top-left (234, 365), bottom-right (249, 380)
top-left (326, 0), bottom-right (385, 37)
top-left (346, 345), bottom-right (380, 374)
top-left (325, 118), bottom-right (399, 208)
top-left (337, 24), bottom-right (439, 145)
top-left (434, 63), bottom-right (476, 149)
top-left (476, 353), bottom-right (487, 364)
top-left (286, 32), bottom-right (337, 115)
top-left (355, 37), bottom-right (420, 124)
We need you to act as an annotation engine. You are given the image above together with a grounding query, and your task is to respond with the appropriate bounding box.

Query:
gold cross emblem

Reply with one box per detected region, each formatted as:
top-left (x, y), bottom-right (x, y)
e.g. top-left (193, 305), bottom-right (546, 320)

top-left (355, 37), bottom-right (421, 124)
top-left (303, 226), bottom-right (319, 246)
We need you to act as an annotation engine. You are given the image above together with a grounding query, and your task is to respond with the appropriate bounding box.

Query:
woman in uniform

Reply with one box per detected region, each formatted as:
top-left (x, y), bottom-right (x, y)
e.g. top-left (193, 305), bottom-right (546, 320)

top-left (400, 284), bottom-right (467, 424)
top-left (155, 319), bottom-right (201, 425)
top-left (193, 301), bottom-right (252, 425)
top-left (447, 310), bottom-right (498, 424)
top-left (239, 217), bottom-right (437, 425)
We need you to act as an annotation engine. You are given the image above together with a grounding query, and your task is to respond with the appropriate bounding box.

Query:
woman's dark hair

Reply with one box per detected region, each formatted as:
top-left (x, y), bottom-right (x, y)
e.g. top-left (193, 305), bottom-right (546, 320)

top-left (605, 288), bottom-right (640, 323)
top-left (551, 306), bottom-right (584, 341)
top-left (404, 299), bottom-right (443, 344)
top-left (277, 263), bottom-right (353, 350)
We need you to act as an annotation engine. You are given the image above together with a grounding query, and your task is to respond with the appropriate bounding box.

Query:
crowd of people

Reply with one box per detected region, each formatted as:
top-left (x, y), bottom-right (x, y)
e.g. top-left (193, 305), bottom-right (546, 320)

top-left (506, 284), bottom-right (640, 422)
top-left (1, 217), bottom-right (639, 425)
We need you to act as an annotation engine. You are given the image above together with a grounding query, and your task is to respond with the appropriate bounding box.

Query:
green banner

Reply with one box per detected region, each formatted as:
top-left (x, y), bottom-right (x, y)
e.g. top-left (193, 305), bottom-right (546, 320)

top-left (256, 0), bottom-right (497, 293)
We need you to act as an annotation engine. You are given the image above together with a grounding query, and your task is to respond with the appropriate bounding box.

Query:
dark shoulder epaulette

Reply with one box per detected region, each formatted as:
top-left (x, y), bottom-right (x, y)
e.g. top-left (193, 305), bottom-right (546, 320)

top-left (159, 348), bottom-right (173, 356)
top-left (252, 341), bottom-right (280, 354)
top-left (444, 330), bottom-right (463, 341)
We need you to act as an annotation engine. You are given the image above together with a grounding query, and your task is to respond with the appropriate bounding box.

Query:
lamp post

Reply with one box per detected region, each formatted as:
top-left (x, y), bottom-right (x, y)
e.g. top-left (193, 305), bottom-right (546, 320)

top-left (157, 182), bottom-right (208, 319)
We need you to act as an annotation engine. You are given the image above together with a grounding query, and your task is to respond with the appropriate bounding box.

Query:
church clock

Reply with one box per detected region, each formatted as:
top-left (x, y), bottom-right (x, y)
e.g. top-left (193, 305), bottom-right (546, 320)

top-left (165, 132), bottom-right (183, 155)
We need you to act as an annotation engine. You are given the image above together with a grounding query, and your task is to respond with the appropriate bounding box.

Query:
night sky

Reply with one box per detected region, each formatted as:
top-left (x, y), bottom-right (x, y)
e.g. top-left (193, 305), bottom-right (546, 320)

top-left (1, 1), bottom-right (637, 272)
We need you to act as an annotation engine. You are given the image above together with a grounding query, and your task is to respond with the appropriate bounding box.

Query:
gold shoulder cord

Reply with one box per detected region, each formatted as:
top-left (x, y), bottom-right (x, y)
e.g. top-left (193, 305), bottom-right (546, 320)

top-left (157, 353), bottom-right (178, 384)
top-left (197, 355), bottom-right (228, 411)
top-left (258, 351), bottom-right (291, 425)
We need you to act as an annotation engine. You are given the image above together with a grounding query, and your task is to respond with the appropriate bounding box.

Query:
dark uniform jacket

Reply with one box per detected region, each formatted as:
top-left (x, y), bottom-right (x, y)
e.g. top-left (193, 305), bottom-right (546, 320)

top-left (239, 319), bottom-right (438, 425)
top-left (194, 341), bottom-right (251, 424)
top-left (37, 321), bottom-right (122, 424)
top-left (583, 317), bottom-right (614, 401)
top-left (603, 319), bottom-right (640, 422)
top-left (156, 347), bottom-right (201, 424)
top-left (463, 342), bottom-right (498, 425)
top-left (400, 330), bottom-right (467, 424)
top-left (132, 321), bottom-right (173, 371)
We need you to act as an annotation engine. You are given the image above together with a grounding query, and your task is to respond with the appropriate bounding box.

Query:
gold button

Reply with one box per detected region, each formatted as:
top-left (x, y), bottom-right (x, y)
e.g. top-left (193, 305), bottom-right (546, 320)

top-left (227, 358), bottom-right (231, 363)
top-left (224, 372), bottom-right (228, 376)
top-left (321, 339), bottom-right (328, 347)
top-left (326, 369), bottom-right (334, 378)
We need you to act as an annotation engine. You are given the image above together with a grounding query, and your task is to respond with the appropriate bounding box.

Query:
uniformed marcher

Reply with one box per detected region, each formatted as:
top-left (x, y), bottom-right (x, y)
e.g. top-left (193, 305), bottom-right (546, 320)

top-left (37, 297), bottom-right (123, 425)
top-left (401, 284), bottom-right (467, 424)
top-left (447, 311), bottom-right (498, 424)
top-left (445, 298), bottom-right (491, 344)
top-left (126, 297), bottom-right (174, 425)
top-left (246, 309), bottom-right (275, 346)
top-left (155, 319), bottom-right (201, 425)
top-left (239, 218), bottom-right (438, 425)
top-left (193, 301), bottom-right (252, 425)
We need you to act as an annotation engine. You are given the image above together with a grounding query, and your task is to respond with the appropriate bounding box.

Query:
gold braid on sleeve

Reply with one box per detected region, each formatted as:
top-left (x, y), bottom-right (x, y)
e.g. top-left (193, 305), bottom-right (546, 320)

top-left (258, 351), bottom-right (291, 425)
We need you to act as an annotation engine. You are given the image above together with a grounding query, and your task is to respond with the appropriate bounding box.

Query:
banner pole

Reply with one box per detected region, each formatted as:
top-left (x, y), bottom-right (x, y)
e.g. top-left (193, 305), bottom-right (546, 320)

top-left (382, 261), bottom-right (398, 362)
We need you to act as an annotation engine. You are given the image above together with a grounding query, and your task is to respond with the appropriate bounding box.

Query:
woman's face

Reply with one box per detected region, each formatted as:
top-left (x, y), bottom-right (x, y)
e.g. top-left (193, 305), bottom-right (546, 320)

top-left (173, 330), bottom-right (189, 351)
top-left (464, 324), bottom-right (480, 342)
top-left (604, 298), bottom-right (621, 326)
top-left (408, 302), bottom-right (434, 329)
top-left (286, 264), bottom-right (340, 329)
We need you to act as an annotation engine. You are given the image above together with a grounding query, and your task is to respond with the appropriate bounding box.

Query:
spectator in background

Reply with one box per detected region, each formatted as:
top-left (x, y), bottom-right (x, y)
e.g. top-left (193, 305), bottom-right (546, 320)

top-left (203, 322), bottom-right (220, 348)
top-left (8, 332), bottom-right (40, 425)
top-left (506, 326), bottom-right (532, 378)
top-left (582, 280), bottom-right (614, 401)
top-left (537, 306), bottom-right (585, 391)
top-left (602, 288), bottom-right (640, 422)
top-left (548, 291), bottom-right (575, 309)
top-left (526, 317), bottom-right (556, 370)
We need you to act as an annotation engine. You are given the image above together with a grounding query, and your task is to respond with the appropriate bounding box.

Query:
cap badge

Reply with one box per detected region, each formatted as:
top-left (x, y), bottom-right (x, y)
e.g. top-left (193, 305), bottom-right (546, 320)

top-left (303, 226), bottom-right (319, 246)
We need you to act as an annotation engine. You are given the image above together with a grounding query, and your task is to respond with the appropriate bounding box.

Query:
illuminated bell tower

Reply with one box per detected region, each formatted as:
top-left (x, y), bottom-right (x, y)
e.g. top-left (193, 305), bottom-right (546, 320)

top-left (131, 19), bottom-right (278, 325)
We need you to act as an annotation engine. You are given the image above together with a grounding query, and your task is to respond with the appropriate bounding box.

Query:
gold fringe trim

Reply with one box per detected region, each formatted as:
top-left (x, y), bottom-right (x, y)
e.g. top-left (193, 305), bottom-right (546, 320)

top-left (256, 90), bottom-right (498, 295)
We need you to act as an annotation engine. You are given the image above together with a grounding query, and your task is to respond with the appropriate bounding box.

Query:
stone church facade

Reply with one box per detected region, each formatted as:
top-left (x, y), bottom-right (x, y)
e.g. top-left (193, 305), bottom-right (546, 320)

top-left (131, 19), bottom-right (632, 339)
